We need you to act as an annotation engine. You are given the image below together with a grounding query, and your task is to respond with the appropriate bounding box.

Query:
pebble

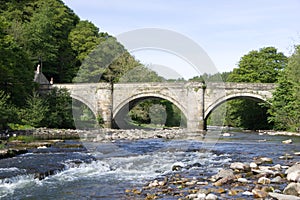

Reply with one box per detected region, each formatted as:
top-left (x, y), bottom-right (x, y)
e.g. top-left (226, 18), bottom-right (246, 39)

top-left (242, 191), bottom-right (253, 196)
top-left (197, 181), bottom-right (208, 185)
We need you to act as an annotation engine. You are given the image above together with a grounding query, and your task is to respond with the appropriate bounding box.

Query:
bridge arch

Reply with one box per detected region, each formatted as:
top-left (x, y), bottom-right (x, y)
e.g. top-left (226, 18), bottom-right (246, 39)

top-left (70, 94), bottom-right (97, 118)
top-left (204, 92), bottom-right (270, 120)
top-left (113, 93), bottom-right (188, 122)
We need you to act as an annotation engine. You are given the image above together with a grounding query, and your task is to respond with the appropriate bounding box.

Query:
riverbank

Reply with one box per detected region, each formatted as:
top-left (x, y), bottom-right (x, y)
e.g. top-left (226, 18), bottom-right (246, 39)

top-left (2, 127), bottom-right (300, 141)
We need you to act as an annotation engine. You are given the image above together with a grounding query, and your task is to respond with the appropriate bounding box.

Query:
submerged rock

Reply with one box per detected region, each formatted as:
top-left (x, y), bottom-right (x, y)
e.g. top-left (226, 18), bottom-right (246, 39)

top-left (269, 192), bottom-right (300, 200)
top-left (205, 193), bottom-right (218, 200)
top-left (286, 164), bottom-right (300, 182)
top-left (212, 169), bottom-right (235, 186)
top-left (282, 139), bottom-right (293, 144)
top-left (230, 162), bottom-right (250, 171)
top-left (258, 177), bottom-right (271, 185)
top-left (283, 182), bottom-right (300, 196)
top-left (252, 188), bottom-right (268, 198)
top-left (254, 157), bottom-right (273, 164)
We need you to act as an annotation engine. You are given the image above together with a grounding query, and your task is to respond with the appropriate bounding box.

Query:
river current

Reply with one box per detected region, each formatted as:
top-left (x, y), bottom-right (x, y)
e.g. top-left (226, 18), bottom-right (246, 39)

top-left (0, 130), bottom-right (299, 199)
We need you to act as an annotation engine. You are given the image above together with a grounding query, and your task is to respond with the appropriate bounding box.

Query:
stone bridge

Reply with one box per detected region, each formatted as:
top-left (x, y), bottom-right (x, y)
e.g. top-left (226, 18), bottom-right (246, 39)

top-left (53, 82), bottom-right (276, 130)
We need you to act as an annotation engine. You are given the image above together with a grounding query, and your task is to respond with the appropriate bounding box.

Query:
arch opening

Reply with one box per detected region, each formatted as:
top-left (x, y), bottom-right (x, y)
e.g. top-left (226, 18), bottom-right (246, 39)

top-left (113, 96), bottom-right (187, 129)
top-left (72, 98), bottom-right (97, 129)
top-left (205, 95), bottom-right (272, 130)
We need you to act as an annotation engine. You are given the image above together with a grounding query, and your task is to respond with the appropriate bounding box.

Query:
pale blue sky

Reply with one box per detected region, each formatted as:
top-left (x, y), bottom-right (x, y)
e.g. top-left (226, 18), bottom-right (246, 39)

top-left (62, 0), bottom-right (300, 78)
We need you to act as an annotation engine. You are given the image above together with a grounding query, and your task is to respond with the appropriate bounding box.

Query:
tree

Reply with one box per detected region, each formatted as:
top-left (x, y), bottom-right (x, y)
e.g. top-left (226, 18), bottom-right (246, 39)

top-left (118, 65), bottom-right (164, 83)
top-left (74, 36), bottom-right (141, 83)
top-left (226, 47), bottom-right (287, 130)
top-left (0, 16), bottom-right (34, 106)
top-left (269, 45), bottom-right (300, 131)
top-left (19, 92), bottom-right (48, 127)
top-left (0, 90), bottom-right (17, 129)
top-left (69, 20), bottom-right (101, 62)
top-left (42, 88), bottom-right (74, 128)
top-left (229, 47), bottom-right (287, 83)
top-left (22, 0), bottom-right (79, 83)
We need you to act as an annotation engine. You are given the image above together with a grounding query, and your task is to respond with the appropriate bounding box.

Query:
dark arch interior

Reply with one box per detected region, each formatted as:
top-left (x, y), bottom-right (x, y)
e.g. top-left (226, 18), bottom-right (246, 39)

top-left (113, 96), bottom-right (187, 129)
top-left (205, 96), bottom-right (271, 130)
top-left (72, 98), bottom-right (97, 129)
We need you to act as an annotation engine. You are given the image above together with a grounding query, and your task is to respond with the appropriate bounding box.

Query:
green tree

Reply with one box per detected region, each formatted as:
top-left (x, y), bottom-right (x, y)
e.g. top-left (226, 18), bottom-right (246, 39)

top-left (269, 45), bottom-right (300, 131)
top-left (229, 47), bottom-right (287, 83)
top-left (19, 92), bottom-right (48, 127)
top-left (0, 90), bottom-right (16, 129)
top-left (74, 36), bottom-right (141, 83)
top-left (42, 88), bottom-right (74, 128)
top-left (69, 20), bottom-right (101, 62)
top-left (226, 47), bottom-right (287, 130)
top-left (0, 16), bottom-right (34, 106)
top-left (22, 0), bottom-right (79, 82)
top-left (118, 65), bottom-right (164, 83)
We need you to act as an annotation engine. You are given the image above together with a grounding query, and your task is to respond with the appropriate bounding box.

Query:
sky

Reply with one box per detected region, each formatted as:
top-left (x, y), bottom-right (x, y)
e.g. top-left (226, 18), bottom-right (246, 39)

top-left (62, 0), bottom-right (300, 79)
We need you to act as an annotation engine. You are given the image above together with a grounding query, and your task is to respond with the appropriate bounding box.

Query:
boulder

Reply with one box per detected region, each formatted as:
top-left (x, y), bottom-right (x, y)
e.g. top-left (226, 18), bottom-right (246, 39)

top-left (254, 157), bottom-right (273, 164)
top-left (205, 193), bottom-right (218, 200)
top-left (230, 162), bottom-right (250, 171)
top-left (286, 164), bottom-right (300, 182)
top-left (250, 162), bottom-right (258, 168)
top-left (269, 192), bottom-right (300, 200)
top-left (283, 182), bottom-right (300, 196)
top-left (282, 139), bottom-right (293, 144)
top-left (258, 177), bottom-right (271, 185)
top-left (271, 176), bottom-right (284, 183)
top-left (212, 169), bottom-right (235, 180)
top-left (252, 188), bottom-right (268, 198)
top-left (212, 169), bottom-right (235, 186)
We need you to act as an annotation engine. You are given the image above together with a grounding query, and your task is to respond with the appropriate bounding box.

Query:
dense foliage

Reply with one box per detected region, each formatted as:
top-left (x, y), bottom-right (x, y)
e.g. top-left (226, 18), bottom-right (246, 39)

top-left (268, 45), bottom-right (300, 132)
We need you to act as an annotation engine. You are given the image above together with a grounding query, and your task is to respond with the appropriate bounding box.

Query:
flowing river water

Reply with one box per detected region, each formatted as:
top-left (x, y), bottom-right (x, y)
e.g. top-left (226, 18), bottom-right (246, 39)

top-left (0, 130), bottom-right (299, 199)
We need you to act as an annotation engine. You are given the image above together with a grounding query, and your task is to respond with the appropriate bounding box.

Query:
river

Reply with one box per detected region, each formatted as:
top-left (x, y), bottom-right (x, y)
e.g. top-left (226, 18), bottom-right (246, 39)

top-left (0, 130), bottom-right (299, 199)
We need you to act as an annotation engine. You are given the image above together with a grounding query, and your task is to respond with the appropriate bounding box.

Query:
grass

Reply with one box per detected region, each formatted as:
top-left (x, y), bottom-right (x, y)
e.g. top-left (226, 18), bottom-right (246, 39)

top-left (8, 123), bottom-right (34, 130)
top-left (0, 143), bottom-right (6, 149)
top-left (8, 135), bottom-right (36, 143)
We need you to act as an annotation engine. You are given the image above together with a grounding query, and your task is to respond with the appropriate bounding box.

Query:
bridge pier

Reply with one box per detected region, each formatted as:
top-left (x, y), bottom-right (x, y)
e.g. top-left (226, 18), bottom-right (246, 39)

top-left (186, 83), bottom-right (206, 131)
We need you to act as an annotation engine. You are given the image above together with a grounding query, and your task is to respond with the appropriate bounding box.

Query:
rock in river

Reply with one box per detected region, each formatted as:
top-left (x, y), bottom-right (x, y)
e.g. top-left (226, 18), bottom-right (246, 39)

top-left (269, 192), bottom-right (300, 200)
top-left (230, 162), bottom-right (250, 171)
top-left (283, 182), bottom-right (300, 196)
top-left (286, 164), bottom-right (300, 182)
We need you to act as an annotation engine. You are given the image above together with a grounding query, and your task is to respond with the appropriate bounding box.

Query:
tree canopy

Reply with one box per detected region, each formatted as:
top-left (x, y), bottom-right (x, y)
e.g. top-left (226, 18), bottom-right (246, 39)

top-left (228, 47), bottom-right (287, 83)
top-left (268, 45), bottom-right (300, 131)
top-left (221, 47), bottom-right (287, 130)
